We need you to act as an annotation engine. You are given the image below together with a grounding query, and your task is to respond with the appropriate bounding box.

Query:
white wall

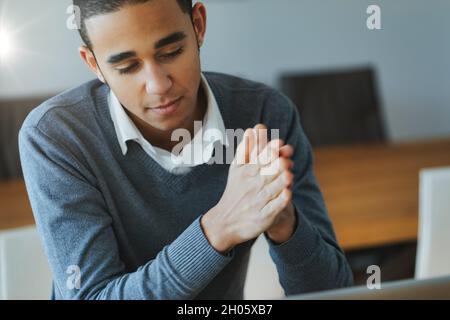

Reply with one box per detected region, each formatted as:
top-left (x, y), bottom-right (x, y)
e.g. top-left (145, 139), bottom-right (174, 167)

top-left (0, 0), bottom-right (91, 98)
top-left (200, 0), bottom-right (450, 141)
top-left (1, 0), bottom-right (449, 141)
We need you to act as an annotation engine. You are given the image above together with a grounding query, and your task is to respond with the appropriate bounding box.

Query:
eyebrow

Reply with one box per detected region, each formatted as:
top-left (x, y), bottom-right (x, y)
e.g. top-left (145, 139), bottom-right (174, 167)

top-left (106, 31), bottom-right (187, 65)
top-left (154, 31), bottom-right (187, 50)
top-left (107, 51), bottom-right (137, 64)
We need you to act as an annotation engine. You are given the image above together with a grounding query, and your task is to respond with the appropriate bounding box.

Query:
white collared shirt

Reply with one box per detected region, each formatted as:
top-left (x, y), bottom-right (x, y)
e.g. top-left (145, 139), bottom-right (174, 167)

top-left (108, 73), bottom-right (228, 175)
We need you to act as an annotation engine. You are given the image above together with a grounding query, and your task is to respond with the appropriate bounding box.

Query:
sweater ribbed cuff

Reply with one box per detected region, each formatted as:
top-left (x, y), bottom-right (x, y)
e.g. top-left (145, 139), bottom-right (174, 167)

top-left (266, 203), bottom-right (321, 267)
top-left (166, 216), bottom-right (234, 287)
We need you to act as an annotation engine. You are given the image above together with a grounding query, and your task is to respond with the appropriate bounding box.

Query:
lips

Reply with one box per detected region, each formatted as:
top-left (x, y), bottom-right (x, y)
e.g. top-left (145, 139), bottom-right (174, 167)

top-left (150, 97), bottom-right (182, 116)
top-left (153, 97), bottom-right (181, 110)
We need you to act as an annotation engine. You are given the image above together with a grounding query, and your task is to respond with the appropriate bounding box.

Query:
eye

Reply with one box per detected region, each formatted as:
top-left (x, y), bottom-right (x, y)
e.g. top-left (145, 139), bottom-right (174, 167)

top-left (117, 62), bottom-right (140, 75)
top-left (159, 47), bottom-right (184, 61)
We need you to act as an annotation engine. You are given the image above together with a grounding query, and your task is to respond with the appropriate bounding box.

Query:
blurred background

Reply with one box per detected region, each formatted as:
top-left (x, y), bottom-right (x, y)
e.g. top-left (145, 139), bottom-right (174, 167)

top-left (0, 0), bottom-right (449, 299)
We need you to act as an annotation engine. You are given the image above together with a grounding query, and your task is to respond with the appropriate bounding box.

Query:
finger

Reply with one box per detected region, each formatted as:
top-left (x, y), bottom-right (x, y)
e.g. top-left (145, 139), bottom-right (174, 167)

top-left (260, 188), bottom-right (292, 220)
top-left (258, 139), bottom-right (284, 167)
top-left (279, 145), bottom-right (294, 159)
top-left (260, 151), bottom-right (292, 177)
top-left (254, 124), bottom-right (268, 162)
top-left (259, 170), bottom-right (293, 203)
top-left (247, 128), bottom-right (258, 165)
top-left (245, 129), bottom-right (256, 164)
top-left (233, 128), bottom-right (253, 166)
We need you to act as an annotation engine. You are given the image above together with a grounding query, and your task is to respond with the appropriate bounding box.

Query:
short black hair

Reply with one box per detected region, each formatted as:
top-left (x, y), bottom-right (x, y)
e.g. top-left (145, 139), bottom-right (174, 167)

top-left (73, 0), bottom-right (193, 49)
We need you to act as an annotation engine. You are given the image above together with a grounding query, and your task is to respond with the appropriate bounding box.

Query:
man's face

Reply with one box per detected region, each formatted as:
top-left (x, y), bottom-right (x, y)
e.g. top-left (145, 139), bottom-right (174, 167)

top-left (82, 0), bottom-right (205, 132)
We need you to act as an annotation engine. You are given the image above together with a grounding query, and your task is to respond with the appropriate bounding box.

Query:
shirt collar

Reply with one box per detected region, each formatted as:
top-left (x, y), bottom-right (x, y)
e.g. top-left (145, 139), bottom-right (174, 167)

top-left (108, 73), bottom-right (228, 156)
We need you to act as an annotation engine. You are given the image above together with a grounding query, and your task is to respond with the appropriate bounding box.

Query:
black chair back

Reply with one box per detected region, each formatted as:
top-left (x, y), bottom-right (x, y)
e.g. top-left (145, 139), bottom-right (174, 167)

top-left (279, 67), bottom-right (386, 147)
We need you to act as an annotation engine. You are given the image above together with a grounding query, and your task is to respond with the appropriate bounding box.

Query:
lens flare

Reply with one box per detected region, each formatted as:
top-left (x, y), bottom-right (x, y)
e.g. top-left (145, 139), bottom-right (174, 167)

top-left (0, 28), bottom-right (13, 61)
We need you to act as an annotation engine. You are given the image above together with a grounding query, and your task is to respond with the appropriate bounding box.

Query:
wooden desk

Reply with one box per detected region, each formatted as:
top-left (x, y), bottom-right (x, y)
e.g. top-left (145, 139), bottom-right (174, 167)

top-left (2, 138), bottom-right (450, 249)
top-left (314, 138), bottom-right (450, 251)
top-left (0, 180), bottom-right (34, 231)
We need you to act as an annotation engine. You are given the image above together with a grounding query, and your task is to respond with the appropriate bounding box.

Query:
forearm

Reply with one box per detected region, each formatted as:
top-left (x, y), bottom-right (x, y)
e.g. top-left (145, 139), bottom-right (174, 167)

top-left (91, 217), bottom-right (233, 299)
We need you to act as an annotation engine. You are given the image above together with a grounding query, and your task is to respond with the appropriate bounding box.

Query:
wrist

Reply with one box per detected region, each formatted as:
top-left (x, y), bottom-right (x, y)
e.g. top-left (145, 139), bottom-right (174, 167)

top-left (266, 203), bottom-right (297, 244)
top-left (200, 206), bottom-right (234, 254)
top-left (266, 226), bottom-right (295, 244)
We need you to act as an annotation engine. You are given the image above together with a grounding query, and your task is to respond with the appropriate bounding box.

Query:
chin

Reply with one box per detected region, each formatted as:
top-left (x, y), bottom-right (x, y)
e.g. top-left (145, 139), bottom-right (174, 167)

top-left (147, 117), bottom-right (184, 132)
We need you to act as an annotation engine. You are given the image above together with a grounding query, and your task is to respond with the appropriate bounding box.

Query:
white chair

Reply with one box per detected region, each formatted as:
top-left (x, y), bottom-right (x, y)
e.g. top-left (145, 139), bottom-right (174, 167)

top-left (415, 167), bottom-right (450, 279)
top-left (0, 226), bottom-right (52, 299)
top-left (244, 235), bottom-right (284, 299)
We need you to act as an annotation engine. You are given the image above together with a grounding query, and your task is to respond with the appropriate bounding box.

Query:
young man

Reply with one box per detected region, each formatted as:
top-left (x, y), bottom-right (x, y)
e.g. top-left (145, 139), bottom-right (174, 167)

top-left (19, 0), bottom-right (353, 299)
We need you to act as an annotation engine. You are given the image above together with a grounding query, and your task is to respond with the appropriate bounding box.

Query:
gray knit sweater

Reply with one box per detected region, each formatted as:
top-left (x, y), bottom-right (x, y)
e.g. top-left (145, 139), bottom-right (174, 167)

top-left (19, 72), bottom-right (353, 300)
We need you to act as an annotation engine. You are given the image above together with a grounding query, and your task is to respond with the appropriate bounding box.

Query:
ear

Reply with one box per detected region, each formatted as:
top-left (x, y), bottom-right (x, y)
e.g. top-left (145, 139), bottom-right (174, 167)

top-left (78, 45), bottom-right (106, 83)
top-left (191, 2), bottom-right (207, 48)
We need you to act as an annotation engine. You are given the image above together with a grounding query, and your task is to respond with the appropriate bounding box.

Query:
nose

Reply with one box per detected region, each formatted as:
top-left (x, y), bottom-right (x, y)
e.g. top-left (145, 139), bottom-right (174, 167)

top-left (144, 63), bottom-right (173, 95)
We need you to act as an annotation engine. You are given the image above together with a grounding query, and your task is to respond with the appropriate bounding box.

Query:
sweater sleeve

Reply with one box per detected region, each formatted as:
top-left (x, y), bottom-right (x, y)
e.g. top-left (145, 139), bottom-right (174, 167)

top-left (18, 125), bottom-right (233, 300)
top-left (263, 91), bottom-right (354, 296)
